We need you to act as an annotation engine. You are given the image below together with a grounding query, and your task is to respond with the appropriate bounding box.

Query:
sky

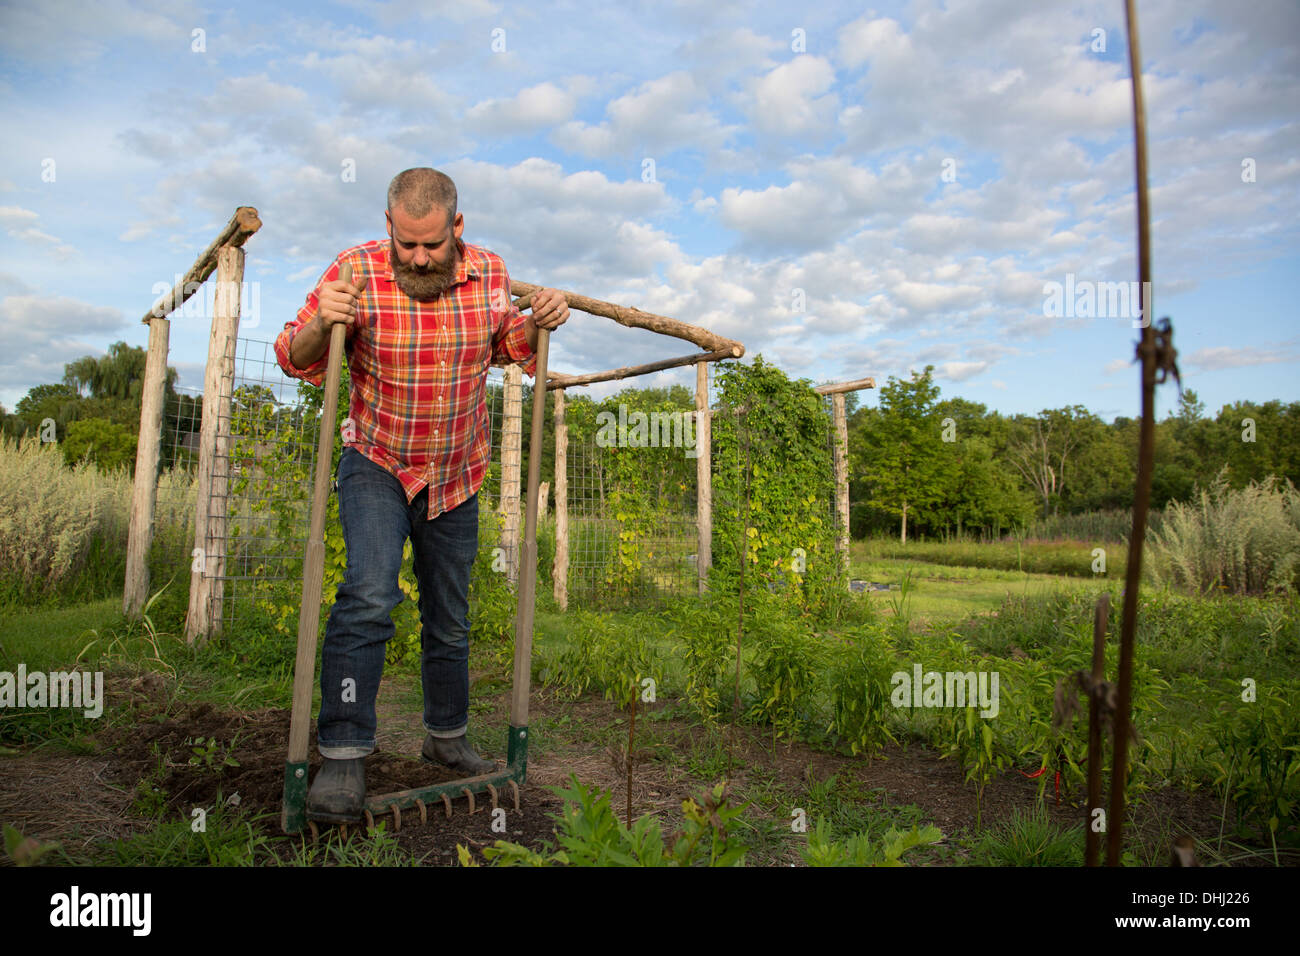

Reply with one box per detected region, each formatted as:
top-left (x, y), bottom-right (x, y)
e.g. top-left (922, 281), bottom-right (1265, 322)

top-left (1, 0), bottom-right (1297, 422)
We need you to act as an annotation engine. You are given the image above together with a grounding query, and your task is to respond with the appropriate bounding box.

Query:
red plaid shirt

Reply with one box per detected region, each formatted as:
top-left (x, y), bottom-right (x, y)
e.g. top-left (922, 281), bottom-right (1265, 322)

top-left (274, 238), bottom-right (537, 520)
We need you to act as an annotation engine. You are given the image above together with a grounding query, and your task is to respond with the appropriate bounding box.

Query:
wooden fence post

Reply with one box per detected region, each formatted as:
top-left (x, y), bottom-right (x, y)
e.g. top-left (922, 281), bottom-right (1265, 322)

top-left (553, 387), bottom-right (568, 610)
top-left (184, 246), bottom-right (244, 643)
top-left (832, 391), bottom-right (849, 576)
top-left (123, 316), bottom-right (171, 619)
top-left (695, 361), bottom-right (712, 594)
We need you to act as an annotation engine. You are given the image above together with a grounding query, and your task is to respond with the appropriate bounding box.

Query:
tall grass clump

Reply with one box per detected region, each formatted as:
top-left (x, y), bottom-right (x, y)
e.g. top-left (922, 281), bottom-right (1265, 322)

top-left (1025, 508), bottom-right (1163, 544)
top-left (0, 435), bottom-right (129, 603)
top-left (0, 434), bottom-right (196, 608)
top-left (1148, 472), bottom-right (1300, 595)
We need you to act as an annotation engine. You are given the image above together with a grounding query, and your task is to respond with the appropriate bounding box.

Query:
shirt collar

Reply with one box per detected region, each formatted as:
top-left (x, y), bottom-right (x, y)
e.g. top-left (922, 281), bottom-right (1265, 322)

top-left (380, 239), bottom-right (480, 285)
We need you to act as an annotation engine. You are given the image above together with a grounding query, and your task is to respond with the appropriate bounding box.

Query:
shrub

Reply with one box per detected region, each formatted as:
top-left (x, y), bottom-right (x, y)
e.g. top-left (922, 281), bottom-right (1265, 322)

top-left (828, 626), bottom-right (898, 755)
top-left (1148, 471), bottom-right (1300, 594)
top-left (0, 435), bottom-right (128, 598)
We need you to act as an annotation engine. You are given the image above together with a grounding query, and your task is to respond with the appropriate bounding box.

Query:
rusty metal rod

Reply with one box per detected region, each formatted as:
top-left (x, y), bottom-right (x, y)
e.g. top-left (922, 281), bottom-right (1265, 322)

top-left (1109, 0), bottom-right (1155, 867)
top-left (1086, 592), bottom-right (1109, 867)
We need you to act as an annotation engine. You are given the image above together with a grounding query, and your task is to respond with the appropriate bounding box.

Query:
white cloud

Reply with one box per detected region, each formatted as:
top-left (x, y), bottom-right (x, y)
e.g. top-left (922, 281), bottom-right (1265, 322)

top-left (554, 71), bottom-right (736, 159)
top-left (466, 81), bottom-right (587, 135)
top-left (0, 206), bottom-right (75, 256)
top-left (0, 294), bottom-right (131, 404)
top-left (745, 55), bottom-right (838, 139)
top-left (1185, 345), bottom-right (1298, 371)
top-left (936, 360), bottom-right (990, 383)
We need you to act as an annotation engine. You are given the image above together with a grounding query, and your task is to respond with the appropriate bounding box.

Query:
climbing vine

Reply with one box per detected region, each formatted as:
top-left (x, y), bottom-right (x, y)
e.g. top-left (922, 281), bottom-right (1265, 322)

top-left (710, 357), bottom-right (843, 619)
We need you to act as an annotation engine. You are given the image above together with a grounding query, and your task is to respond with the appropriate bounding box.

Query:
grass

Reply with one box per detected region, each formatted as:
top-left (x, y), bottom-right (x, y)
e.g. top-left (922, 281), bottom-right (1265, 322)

top-left (0, 597), bottom-right (125, 672)
top-left (6, 532), bottom-right (1298, 866)
top-left (848, 556), bottom-right (1097, 625)
top-left (969, 804), bottom-right (1084, 866)
top-left (854, 536), bottom-right (1132, 580)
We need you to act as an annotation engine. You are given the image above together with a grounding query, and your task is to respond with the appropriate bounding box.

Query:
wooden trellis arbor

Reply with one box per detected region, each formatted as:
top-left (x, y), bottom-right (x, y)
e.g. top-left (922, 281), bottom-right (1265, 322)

top-left (497, 281), bottom-right (745, 607)
top-left (122, 206), bottom-right (262, 639)
top-left (814, 377), bottom-right (876, 573)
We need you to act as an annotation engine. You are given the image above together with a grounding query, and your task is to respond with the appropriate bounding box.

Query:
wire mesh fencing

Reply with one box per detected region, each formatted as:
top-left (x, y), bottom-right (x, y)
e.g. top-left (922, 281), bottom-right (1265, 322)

top-left (560, 415), bottom-right (700, 609)
top-left (184, 336), bottom-right (510, 634)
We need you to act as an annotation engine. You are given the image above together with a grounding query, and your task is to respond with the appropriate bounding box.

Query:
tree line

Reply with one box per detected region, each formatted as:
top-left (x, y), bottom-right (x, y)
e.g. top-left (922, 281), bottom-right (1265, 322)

top-left (5, 345), bottom-right (1297, 547)
top-left (850, 365), bottom-right (1300, 542)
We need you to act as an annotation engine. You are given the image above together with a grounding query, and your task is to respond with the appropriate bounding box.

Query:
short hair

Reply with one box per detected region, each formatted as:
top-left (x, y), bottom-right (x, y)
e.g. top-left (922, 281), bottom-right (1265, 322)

top-left (387, 168), bottom-right (457, 225)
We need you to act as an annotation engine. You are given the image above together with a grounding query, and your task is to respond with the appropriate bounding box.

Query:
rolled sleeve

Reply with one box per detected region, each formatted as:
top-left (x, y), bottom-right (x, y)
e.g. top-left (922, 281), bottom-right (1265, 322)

top-left (494, 311), bottom-right (537, 378)
top-left (274, 258), bottom-right (354, 386)
top-left (489, 268), bottom-right (537, 378)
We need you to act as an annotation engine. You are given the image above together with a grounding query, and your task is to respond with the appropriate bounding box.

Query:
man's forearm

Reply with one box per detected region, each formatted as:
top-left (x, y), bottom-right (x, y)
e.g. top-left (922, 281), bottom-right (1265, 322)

top-left (290, 315), bottom-right (330, 371)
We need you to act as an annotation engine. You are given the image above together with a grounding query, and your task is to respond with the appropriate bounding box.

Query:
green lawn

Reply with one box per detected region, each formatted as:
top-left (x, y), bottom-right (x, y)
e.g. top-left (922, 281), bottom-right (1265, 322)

top-left (848, 556), bottom-right (1098, 625)
top-left (0, 597), bottom-right (124, 672)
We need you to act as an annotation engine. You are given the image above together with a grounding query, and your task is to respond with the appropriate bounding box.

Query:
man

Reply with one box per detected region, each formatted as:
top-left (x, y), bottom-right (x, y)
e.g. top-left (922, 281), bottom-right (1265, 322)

top-left (274, 167), bottom-right (569, 822)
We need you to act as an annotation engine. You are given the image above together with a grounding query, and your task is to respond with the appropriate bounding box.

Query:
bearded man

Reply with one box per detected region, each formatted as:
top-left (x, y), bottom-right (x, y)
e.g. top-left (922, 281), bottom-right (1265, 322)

top-left (274, 167), bottom-right (568, 822)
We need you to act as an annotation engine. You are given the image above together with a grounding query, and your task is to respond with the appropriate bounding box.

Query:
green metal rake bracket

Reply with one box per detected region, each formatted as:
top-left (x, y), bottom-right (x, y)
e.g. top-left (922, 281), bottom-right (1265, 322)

top-left (360, 725), bottom-right (529, 824)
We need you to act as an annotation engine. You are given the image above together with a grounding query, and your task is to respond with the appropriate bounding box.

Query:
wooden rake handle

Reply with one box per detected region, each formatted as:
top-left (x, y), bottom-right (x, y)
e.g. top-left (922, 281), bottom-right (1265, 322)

top-left (509, 320), bottom-right (550, 729)
top-left (283, 262), bottom-right (353, 831)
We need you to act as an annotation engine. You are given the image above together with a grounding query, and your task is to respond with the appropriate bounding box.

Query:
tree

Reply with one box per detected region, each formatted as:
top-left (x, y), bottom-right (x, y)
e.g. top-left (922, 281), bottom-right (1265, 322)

top-left (9, 383), bottom-right (80, 441)
top-left (855, 366), bottom-right (947, 543)
top-left (62, 418), bottom-right (138, 472)
top-left (1006, 406), bottom-right (1097, 517)
top-left (63, 340), bottom-right (174, 402)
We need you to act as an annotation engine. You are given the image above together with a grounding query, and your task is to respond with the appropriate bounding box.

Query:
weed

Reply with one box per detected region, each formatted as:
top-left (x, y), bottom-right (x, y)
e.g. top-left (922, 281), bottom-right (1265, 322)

top-left (970, 804), bottom-right (1084, 866)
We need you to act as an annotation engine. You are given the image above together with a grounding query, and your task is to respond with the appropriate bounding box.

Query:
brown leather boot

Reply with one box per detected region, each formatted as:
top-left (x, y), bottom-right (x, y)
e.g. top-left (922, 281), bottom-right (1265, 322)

top-left (421, 733), bottom-right (497, 775)
top-left (307, 757), bottom-right (366, 822)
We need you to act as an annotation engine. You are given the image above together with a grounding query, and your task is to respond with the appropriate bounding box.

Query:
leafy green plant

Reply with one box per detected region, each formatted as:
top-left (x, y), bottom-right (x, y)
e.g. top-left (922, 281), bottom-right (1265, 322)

top-left (744, 600), bottom-right (826, 739)
top-left (4, 823), bottom-right (69, 866)
top-left (1148, 471), bottom-right (1300, 595)
top-left (946, 706), bottom-right (1007, 831)
top-left (463, 775), bottom-right (748, 867)
top-left (710, 357), bottom-right (844, 619)
top-left (185, 734), bottom-right (241, 774)
top-left (802, 818), bottom-right (943, 866)
top-left (668, 596), bottom-right (734, 722)
top-left (829, 627), bottom-right (899, 755)
top-left (1208, 683), bottom-right (1300, 859)
top-left (130, 741), bottom-right (169, 819)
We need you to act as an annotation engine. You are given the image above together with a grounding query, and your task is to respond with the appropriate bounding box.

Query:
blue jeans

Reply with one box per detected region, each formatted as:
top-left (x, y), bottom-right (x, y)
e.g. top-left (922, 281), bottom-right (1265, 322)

top-left (317, 446), bottom-right (480, 759)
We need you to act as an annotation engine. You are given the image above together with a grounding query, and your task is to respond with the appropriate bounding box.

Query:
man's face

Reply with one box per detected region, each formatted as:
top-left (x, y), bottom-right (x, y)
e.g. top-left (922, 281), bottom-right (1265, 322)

top-left (386, 205), bottom-right (465, 300)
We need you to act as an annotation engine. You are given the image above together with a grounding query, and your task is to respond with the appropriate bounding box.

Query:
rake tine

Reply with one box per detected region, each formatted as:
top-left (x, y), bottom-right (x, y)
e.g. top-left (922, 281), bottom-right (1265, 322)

top-left (487, 782), bottom-right (499, 812)
top-left (463, 787), bottom-right (476, 815)
top-left (390, 802), bottom-right (402, 832)
top-left (364, 809), bottom-right (375, 833)
top-left (441, 793), bottom-right (453, 818)
top-left (508, 780), bottom-right (520, 811)
top-left (308, 820), bottom-right (319, 842)
top-left (415, 798), bottom-right (428, 825)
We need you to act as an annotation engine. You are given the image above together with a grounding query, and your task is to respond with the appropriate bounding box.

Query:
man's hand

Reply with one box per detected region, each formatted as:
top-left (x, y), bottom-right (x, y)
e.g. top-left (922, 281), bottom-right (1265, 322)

top-left (289, 272), bottom-right (368, 371)
top-left (527, 287), bottom-right (569, 332)
top-left (315, 274), bottom-right (369, 333)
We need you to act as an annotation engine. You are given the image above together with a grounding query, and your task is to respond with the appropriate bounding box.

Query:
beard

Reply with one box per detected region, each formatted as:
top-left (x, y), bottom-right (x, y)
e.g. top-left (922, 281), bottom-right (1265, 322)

top-left (390, 238), bottom-right (460, 301)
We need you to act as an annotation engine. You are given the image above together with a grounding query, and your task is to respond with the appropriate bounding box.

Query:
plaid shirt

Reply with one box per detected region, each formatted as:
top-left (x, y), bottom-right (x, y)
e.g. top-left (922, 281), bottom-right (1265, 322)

top-left (274, 238), bottom-right (537, 520)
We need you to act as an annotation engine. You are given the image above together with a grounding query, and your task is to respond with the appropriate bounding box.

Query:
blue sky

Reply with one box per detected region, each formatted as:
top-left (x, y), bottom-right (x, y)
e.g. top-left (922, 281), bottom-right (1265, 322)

top-left (1, 0), bottom-right (1296, 421)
